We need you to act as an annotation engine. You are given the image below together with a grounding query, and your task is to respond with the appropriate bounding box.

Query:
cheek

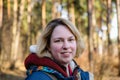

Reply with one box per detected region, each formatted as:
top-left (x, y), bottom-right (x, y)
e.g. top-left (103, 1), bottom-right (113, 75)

top-left (51, 44), bottom-right (62, 53)
top-left (72, 42), bottom-right (76, 47)
top-left (72, 43), bottom-right (77, 52)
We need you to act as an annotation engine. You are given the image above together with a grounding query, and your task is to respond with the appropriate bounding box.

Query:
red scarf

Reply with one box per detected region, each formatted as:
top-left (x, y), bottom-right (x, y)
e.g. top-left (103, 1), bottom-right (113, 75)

top-left (24, 53), bottom-right (72, 77)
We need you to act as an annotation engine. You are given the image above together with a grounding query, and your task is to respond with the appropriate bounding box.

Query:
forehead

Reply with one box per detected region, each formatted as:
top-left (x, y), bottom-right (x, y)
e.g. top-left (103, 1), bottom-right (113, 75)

top-left (51, 25), bottom-right (74, 38)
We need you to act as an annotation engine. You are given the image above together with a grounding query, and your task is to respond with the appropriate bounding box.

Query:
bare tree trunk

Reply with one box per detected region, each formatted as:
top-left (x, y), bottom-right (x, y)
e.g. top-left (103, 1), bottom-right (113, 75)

top-left (0, 0), bottom-right (3, 28)
top-left (41, 0), bottom-right (46, 29)
top-left (0, 0), bottom-right (3, 71)
top-left (116, 0), bottom-right (120, 76)
top-left (70, 0), bottom-right (75, 25)
top-left (10, 0), bottom-right (19, 69)
top-left (92, 0), bottom-right (97, 51)
top-left (106, 0), bottom-right (112, 56)
top-left (52, 0), bottom-right (56, 19)
top-left (27, 0), bottom-right (32, 47)
top-left (52, 0), bottom-right (62, 19)
top-left (91, 0), bottom-right (96, 74)
top-left (7, 0), bottom-right (10, 19)
top-left (87, 0), bottom-right (94, 72)
top-left (27, 0), bottom-right (32, 28)
top-left (17, 0), bottom-right (25, 62)
top-left (11, 0), bottom-right (25, 69)
top-left (18, 0), bottom-right (25, 27)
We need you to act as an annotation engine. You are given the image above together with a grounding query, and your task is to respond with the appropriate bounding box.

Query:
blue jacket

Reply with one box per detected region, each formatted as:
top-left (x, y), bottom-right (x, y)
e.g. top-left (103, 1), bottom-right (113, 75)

top-left (25, 54), bottom-right (93, 80)
top-left (25, 66), bottom-right (89, 80)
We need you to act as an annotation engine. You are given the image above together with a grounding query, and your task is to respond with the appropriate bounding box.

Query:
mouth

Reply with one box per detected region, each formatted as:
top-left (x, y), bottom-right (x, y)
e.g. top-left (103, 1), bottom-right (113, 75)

top-left (61, 52), bottom-right (72, 54)
top-left (61, 52), bottom-right (72, 57)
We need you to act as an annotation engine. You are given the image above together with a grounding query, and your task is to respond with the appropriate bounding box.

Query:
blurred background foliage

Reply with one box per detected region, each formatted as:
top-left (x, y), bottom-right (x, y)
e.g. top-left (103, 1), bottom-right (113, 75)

top-left (0, 0), bottom-right (120, 80)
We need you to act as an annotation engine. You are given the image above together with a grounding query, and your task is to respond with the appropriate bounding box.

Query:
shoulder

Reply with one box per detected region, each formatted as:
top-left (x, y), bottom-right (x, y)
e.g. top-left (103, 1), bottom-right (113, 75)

top-left (77, 68), bottom-right (94, 80)
top-left (25, 71), bottom-right (52, 80)
top-left (80, 71), bottom-right (94, 80)
top-left (88, 72), bottom-right (94, 80)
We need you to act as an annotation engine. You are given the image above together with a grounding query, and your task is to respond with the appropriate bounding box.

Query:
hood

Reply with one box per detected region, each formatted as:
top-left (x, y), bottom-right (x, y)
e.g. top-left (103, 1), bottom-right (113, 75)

top-left (24, 53), bottom-right (68, 77)
top-left (25, 45), bottom-right (78, 77)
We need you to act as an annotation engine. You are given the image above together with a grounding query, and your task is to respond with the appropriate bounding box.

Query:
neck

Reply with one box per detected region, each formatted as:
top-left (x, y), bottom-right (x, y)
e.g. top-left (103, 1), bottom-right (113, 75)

top-left (62, 63), bottom-right (69, 67)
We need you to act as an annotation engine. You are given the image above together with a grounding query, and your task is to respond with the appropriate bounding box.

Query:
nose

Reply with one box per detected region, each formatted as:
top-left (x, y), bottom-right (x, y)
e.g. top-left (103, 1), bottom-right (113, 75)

top-left (62, 40), bottom-right (70, 49)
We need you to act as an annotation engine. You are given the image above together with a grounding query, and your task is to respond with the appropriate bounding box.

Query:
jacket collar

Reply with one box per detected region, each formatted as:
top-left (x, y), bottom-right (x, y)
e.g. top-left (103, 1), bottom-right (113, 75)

top-left (25, 54), bottom-right (72, 77)
top-left (24, 53), bottom-right (78, 77)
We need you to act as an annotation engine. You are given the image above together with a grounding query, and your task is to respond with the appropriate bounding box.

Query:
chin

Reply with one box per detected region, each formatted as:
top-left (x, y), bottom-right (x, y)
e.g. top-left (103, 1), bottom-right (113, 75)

top-left (63, 59), bottom-right (71, 63)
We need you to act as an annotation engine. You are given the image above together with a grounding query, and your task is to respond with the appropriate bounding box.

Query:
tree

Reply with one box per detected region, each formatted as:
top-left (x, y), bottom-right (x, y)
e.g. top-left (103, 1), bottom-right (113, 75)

top-left (87, 0), bottom-right (94, 72)
top-left (0, 0), bottom-right (3, 28)
top-left (7, 0), bottom-right (10, 19)
top-left (52, 0), bottom-right (56, 19)
top-left (41, 0), bottom-right (46, 29)
top-left (51, 0), bottom-right (61, 19)
top-left (10, 0), bottom-right (19, 69)
top-left (116, 0), bottom-right (120, 76)
top-left (27, 0), bottom-right (32, 47)
top-left (106, 0), bottom-right (112, 55)
top-left (0, 0), bottom-right (3, 70)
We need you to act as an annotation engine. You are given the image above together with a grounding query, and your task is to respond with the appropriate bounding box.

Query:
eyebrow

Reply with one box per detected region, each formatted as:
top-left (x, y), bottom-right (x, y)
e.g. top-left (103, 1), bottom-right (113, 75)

top-left (53, 36), bottom-right (75, 39)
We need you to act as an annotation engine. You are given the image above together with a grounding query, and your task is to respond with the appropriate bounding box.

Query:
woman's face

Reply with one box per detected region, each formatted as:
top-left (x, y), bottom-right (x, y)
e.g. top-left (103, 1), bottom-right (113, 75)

top-left (49, 25), bottom-right (77, 66)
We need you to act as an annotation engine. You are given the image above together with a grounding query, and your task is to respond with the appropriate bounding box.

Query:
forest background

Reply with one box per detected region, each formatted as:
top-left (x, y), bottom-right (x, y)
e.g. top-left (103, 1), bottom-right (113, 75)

top-left (0, 0), bottom-right (120, 80)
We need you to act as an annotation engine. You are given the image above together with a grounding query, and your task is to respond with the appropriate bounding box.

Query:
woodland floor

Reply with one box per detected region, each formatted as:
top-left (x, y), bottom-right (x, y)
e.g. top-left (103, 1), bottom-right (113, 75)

top-left (1, 65), bottom-right (120, 80)
top-left (1, 69), bottom-right (120, 80)
top-left (1, 50), bottom-right (120, 80)
top-left (0, 69), bottom-right (26, 80)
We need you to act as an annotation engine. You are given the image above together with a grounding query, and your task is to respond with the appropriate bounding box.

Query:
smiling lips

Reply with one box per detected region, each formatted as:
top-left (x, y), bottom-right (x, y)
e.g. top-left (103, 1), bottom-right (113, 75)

top-left (61, 52), bottom-right (72, 57)
top-left (61, 50), bottom-right (72, 54)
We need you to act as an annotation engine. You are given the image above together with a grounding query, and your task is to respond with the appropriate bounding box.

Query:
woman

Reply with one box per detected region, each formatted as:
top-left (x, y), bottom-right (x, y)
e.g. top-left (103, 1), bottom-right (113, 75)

top-left (24, 18), bottom-right (94, 80)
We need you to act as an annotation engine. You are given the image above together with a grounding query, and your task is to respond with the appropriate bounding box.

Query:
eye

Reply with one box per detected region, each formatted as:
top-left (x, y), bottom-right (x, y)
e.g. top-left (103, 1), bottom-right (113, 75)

top-left (69, 38), bottom-right (75, 42)
top-left (54, 39), bottom-right (62, 43)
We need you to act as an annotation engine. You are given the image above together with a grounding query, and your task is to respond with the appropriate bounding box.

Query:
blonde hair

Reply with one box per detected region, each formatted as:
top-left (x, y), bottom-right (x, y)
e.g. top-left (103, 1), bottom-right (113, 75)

top-left (36, 18), bottom-right (84, 58)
